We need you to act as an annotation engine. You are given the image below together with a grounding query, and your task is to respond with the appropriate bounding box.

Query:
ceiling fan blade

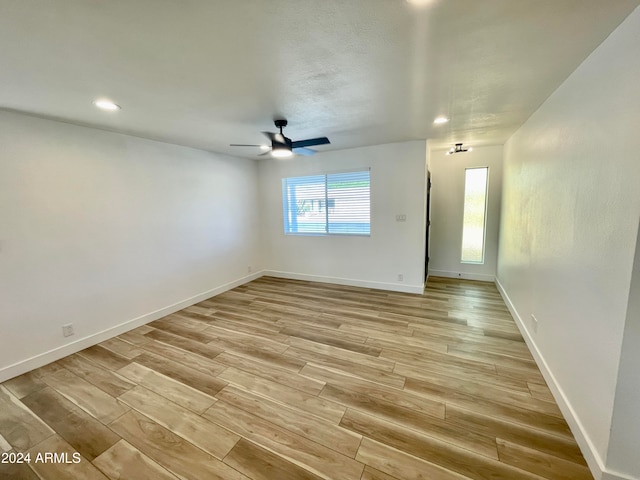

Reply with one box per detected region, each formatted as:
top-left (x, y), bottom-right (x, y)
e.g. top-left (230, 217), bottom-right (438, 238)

top-left (293, 147), bottom-right (316, 156)
top-left (230, 144), bottom-right (263, 147)
top-left (292, 137), bottom-right (330, 149)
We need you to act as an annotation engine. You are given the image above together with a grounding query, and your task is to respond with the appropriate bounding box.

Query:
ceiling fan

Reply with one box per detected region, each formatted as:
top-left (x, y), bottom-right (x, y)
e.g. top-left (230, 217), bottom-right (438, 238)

top-left (230, 119), bottom-right (330, 157)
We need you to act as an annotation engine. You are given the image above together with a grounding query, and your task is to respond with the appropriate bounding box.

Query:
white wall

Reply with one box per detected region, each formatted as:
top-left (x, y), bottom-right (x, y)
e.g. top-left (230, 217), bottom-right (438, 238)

top-left (429, 145), bottom-right (503, 281)
top-left (0, 110), bottom-right (262, 382)
top-left (497, 7), bottom-right (640, 480)
top-left (258, 141), bottom-right (427, 293)
top-left (606, 221), bottom-right (640, 479)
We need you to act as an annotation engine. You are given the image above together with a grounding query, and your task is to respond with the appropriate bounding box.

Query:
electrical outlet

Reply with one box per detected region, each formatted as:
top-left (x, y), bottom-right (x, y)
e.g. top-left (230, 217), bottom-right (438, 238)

top-left (395, 214), bottom-right (407, 222)
top-left (397, 274), bottom-right (404, 282)
top-left (62, 324), bottom-right (74, 337)
top-left (531, 314), bottom-right (538, 333)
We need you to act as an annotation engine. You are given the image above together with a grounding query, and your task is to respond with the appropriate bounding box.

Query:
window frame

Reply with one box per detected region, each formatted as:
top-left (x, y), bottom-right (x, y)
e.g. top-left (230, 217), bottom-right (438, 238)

top-left (282, 169), bottom-right (371, 237)
top-left (460, 166), bottom-right (489, 264)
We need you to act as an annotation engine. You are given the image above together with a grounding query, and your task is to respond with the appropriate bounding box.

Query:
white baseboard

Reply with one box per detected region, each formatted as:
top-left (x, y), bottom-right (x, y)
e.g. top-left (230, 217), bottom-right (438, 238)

top-left (263, 270), bottom-right (425, 294)
top-left (0, 271), bottom-right (264, 383)
top-left (494, 277), bottom-right (631, 480)
top-left (602, 471), bottom-right (638, 480)
top-left (428, 269), bottom-right (495, 282)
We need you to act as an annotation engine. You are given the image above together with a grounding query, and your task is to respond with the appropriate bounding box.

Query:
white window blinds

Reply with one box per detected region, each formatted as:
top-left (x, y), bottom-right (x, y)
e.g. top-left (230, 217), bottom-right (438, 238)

top-left (282, 170), bottom-right (370, 236)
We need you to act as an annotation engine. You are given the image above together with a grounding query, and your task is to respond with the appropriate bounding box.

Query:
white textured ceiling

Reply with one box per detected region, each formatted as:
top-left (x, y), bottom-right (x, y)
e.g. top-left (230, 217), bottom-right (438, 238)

top-left (1, 0), bottom-right (638, 157)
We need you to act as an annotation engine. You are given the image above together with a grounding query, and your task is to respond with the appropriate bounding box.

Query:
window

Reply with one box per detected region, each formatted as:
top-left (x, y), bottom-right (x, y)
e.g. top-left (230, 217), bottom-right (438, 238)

top-left (461, 167), bottom-right (488, 263)
top-left (282, 169), bottom-right (370, 235)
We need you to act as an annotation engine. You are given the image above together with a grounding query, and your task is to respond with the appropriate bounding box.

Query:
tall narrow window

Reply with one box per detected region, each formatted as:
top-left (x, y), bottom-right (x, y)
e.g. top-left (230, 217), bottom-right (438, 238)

top-left (282, 169), bottom-right (370, 236)
top-left (461, 167), bottom-right (488, 263)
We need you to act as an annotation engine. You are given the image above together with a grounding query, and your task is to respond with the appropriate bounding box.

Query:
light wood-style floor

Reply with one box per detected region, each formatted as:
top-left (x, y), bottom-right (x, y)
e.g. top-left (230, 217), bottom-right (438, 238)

top-left (0, 276), bottom-right (592, 480)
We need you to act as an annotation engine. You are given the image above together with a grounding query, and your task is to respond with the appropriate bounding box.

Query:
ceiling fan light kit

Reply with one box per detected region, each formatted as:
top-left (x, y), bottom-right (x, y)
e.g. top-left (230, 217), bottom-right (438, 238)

top-left (230, 119), bottom-right (330, 158)
top-left (446, 143), bottom-right (472, 155)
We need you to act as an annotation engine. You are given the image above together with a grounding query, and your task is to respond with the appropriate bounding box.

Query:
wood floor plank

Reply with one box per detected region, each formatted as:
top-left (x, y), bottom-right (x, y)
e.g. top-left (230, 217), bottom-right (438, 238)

top-left (337, 311), bottom-right (414, 331)
top-left (118, 330), bottom-right (153, 347)
top-left (41, 369), bottom-right (129, 425)
top-left (28, 435), bottom-right (109, 480)
top-left (148, 317), bottom-right (217, 343)
top-left (0, 385), bottom-right (54, 452)
top-left (223, 438), bottom-right (326, 480)
top-left (281, 325), bottom-right (382, 356)
top-left (394, 360), bottom-right (530, 396)
top-left (361, 465), bottom-right (403, 480)
top-left (301, 364), bottom-right (444, 419)
top-left (215, 351), bottom-right (325, 395)
top-left (218, 367), bottom-right (346, 423)
top-left (109, 410), bottom-right (248, 480)
top-left (98, 337), bottom-right (143, 359)
top-left (286, 336), bottom-right (396, 371)
top-left (117, 362), bottom-right (217, 414)
top-left (216, 385), bottom-right (362, 457)
top-left (342, 408), bottom-right (546, 480)
top-left (129, 324), bottom-right (155, 335)
top-left (208, 313), bottom-right (288, 339)
top-left (319, 383), bottom-right (498, 459)
top-left (118, 386), bottom-right (239, 459)
top-left (28, 362), bottom-right (67, 378)
top-left (278, 321), bottom-right (369, 345)
top-left (399, 364), bottom-right (563, 419)
top-left (379, 345), bottom-right (497, 376)
top-left (92, 439), bottom-right (180, 480)
top-left (203, 400), bottom-right (365, 480)
top-left (323, 309), bottom-right (410, 328)
top-left (133, 351), bottom-right (227, 397)
top-left (405, 377), bottom-right (573, 438)
top-left (497, 438), bottom-right (593, 480)
top-left (56, 354), bottom-right (136, 397)
top-left (22, 387), bottom-right (120, 461)
top-left (411, 324), bottom-right (530, 353)
top-left (528, 382), bottom-right (556, 402)
top-left (153, 313), bottom-right (210, 333)
top-left (0, 432), bottom-right (11, 452)
top-left (356, 437), bottom-right (471, 480)
top-left (0, 459), bottom-right (40, 480)
top-left (204, 324), bottom-right (290, 354)
top-left (1, 371), bottom-right (46, 399)
top-left (140, 338), bottom-right (227, 376)
top-left (76, 345), bottom-right (131, 371)
top-left (286, 346), bottom-right (406, 389)
top-left (445, 404), bottom-right (586, 465)
top-left (447, 344), bottom-right (538, 371)
top-left (183, 304), bottom-right (216, 316)
top-left (208, 339), bottom-right (307, 372)
top-left (495, 363), bottom-right (547, 385)
top-left (365, 336), bottom-right (448, 354)
top-left (143, 327), bottom-right (224, 360)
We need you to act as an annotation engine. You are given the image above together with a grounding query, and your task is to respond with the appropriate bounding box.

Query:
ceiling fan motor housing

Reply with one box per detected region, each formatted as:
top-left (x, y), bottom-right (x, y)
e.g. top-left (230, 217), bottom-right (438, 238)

top-left (272, 119), bottom-right (292, 149)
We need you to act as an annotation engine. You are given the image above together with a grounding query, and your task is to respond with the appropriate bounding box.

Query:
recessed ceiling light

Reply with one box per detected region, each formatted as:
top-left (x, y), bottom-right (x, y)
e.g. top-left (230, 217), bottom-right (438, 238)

top-left (433, 117), bottom-right (448, 124)
top-left (407, 0), bottom-right (432, 5)
top-left (93, 99), bottom-right (121, 111)
top-left (259, 145), bottom-right (270, 151)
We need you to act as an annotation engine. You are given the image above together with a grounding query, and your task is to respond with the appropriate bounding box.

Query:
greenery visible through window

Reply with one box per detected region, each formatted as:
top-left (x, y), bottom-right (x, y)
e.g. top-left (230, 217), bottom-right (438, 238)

top-left (461, 167), bottom-right (488, 263)
top-left (282, 170), bottom-right (370, 235)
